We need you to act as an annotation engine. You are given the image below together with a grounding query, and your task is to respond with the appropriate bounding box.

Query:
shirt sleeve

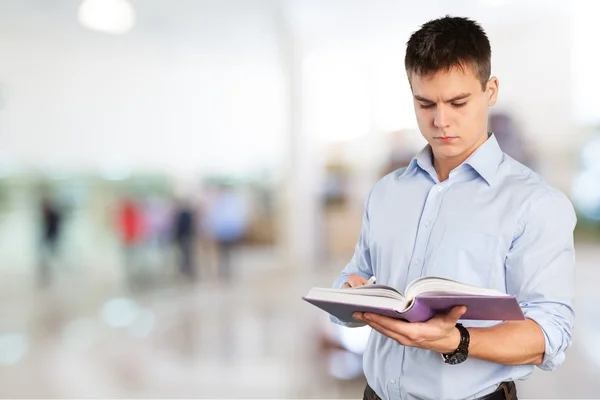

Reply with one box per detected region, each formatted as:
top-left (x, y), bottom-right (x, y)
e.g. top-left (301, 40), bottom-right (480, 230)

top-left (330, 190), bottom-right (375, 327)
top-left (504, 188), bottom-right (577, 371)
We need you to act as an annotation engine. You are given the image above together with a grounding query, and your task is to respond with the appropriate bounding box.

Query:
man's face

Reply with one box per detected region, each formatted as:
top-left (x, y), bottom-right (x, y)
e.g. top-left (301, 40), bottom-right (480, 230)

top-left (409, 65), bottom-right (498, 164)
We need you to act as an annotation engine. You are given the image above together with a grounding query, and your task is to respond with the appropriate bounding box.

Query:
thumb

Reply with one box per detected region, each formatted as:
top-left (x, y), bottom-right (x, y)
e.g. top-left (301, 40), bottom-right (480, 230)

top-left (447, 306), bottom-right (467, 322)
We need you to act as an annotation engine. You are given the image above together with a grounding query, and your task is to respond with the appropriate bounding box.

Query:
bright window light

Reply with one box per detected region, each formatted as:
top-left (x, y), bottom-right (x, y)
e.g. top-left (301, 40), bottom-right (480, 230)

top-left (78, 0), bottom-right (135, 35)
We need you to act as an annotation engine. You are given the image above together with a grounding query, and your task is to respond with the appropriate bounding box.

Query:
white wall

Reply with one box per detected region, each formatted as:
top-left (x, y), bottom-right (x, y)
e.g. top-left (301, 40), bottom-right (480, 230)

top-left (0, 3), bottom-right (287, 177)
top-left (570, 0), bottom-right (600, 127)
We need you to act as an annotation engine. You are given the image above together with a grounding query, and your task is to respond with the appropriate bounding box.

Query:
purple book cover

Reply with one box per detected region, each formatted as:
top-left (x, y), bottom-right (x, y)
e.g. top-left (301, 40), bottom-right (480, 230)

top-left (302, 294), bottom-right (524, 323)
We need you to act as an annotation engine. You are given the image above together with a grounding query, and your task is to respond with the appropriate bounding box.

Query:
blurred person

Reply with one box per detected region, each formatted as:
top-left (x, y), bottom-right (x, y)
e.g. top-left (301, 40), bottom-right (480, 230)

top-left (38, 194), bottom-right (64, 286)
top-left (380, 130), bottom-right (419, 177)
top-left (331, 16), bottom-right (576, 400)
top-left (203, 183), bottom-right (248, 282)
top-left (489, 112), bottom-right (536, 168)
top-left (142, 195), bottom-right (173, 269)
top-left (172, 197), bottom-right (197, 280)
top-left (116, 197), bottom-right (145, 287)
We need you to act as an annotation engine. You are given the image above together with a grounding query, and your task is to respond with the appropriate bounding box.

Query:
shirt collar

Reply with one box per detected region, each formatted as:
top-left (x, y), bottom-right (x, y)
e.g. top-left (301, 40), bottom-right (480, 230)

top-left (399, 145), bottom-right (438, 183)
top-left (399, 133), bottom-right (504, 186)
top-left (462, 133), bottom-right (504, 186)
top-left (403, 146), bottom-right (431, 176)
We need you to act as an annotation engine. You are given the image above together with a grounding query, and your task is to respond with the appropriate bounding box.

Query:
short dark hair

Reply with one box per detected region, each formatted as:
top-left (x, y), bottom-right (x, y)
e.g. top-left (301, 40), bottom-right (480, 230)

top-left (405, 16), bottom-right (491, 90)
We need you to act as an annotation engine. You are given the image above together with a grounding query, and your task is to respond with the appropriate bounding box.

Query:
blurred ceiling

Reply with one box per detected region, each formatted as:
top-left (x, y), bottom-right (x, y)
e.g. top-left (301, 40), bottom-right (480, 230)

top-left (0, 0), bottom-right (571, 48)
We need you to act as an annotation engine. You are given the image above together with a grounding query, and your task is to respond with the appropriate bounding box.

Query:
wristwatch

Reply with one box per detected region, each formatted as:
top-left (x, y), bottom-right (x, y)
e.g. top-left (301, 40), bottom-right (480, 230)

top-left (442, 323), bottom-right (470, 365)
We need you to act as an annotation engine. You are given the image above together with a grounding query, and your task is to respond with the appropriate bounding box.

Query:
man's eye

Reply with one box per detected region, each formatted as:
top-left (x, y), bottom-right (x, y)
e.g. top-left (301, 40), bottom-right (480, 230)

top-left (452, 102), bottom-right (467, 108)
top-left (419, 104), bottom-right (435, 109)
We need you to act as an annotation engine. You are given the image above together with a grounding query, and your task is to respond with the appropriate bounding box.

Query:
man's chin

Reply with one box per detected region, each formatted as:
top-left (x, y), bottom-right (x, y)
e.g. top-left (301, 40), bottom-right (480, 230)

top-left (431, 145), bottom-right (463, 159)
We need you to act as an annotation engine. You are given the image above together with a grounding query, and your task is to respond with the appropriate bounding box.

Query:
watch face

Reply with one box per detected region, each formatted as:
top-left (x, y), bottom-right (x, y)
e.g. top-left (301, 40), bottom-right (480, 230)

top-left (446, 352), bottom-right (468, 365)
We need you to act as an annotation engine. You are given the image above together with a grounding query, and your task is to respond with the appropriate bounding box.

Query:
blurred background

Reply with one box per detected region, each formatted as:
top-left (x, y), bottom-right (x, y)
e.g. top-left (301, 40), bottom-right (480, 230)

top-left (0, 0), bottom-right (599, 398)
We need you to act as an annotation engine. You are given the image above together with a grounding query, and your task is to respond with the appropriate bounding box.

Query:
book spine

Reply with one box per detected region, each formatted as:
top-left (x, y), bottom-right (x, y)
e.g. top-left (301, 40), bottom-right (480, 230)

top-left (401, 298), bottom-right (435, 322)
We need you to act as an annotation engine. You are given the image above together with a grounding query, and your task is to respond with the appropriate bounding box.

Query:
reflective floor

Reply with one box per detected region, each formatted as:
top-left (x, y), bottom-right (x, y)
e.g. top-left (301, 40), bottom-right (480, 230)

top-left (0, 240), bottom-right (599, 399)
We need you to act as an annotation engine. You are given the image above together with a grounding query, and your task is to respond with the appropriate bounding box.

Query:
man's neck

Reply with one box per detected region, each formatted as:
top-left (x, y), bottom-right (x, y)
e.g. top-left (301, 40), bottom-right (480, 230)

top-left (432, 133), bottom-right (490, 182)
top-left (433, 158), bottom-right (461, 182)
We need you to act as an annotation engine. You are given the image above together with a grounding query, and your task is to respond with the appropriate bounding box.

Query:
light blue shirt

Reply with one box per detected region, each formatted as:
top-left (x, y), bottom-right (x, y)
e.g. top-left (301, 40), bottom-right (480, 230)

top-left (332, 134), bottom-right (576, 400)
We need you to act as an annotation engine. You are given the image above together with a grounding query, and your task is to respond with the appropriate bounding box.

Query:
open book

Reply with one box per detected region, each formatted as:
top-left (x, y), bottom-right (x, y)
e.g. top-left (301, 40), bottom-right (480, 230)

top-left (302, 276), bottom-right (525, 323)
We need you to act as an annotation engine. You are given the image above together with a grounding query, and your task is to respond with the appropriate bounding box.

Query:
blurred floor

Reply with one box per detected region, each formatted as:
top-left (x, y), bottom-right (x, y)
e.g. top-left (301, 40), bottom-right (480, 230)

top-left (0, 240), bottom-right (599, 399)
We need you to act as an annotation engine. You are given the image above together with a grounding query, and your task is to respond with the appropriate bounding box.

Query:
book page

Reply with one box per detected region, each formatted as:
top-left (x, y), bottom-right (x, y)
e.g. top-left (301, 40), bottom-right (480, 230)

top-left (405, 276), bottom-right (508, 299)
top-left (309, 284), bottom-right (406, 301)
top-left (304, 287), bottom-right (410, 312)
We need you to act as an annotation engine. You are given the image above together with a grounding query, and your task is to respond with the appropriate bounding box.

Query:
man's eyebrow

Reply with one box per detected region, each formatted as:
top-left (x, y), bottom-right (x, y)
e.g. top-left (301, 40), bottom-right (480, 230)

top-left (413, 93), bottom-right (472, 103)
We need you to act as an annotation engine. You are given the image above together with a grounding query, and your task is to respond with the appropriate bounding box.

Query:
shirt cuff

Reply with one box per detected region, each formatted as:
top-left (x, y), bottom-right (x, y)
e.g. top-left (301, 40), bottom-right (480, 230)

top-left (523, 307), bottom-right (572, 371)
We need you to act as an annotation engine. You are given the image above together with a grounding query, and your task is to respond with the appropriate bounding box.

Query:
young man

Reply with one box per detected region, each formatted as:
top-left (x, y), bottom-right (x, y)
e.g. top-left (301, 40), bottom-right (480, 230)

top-left (332, 16), bottom-right (576, 400)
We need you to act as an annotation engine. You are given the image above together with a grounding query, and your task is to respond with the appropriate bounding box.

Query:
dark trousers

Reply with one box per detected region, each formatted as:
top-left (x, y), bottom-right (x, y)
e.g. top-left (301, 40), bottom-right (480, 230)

top-left (363, 381), bottom-right (517, 400)
top-left (176, 236), bottom-right (196, 280)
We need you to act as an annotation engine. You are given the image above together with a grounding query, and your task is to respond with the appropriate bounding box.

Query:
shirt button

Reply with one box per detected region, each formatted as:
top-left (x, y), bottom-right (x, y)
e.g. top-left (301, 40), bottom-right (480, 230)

top-left (414, 259), bottom-right (421, 266)
top-left (424, 221), bottom-right (430, 228)
top-left (436, 186), bottom-right (443, 192)
top-left (390, 379), bottom-right (396, 384)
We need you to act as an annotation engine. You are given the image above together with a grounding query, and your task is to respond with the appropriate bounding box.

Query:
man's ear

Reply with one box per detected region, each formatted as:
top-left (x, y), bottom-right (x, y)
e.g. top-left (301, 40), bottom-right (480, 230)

top-left (487, 76), bottom-right (499, 107)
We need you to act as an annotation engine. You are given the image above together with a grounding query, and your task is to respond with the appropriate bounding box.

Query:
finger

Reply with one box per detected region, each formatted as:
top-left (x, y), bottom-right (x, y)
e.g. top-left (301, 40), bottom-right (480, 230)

top-left (363, 313), bottom-right (411, 333)
top-left (347, 274), bottom-right (368, 287)
top-left (366, 319), bottom-right (413, 346)
top-left (446, 306), bottom-right (468, 323)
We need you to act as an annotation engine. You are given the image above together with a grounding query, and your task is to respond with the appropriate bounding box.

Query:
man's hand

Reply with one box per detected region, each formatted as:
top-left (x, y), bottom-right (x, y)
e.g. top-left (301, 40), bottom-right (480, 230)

top-left (340, 274), bottom-right (370, 327)
top-left (342, 274), bottom-right (368, 288)
top-left (353, 306), bottom-right (467, 353)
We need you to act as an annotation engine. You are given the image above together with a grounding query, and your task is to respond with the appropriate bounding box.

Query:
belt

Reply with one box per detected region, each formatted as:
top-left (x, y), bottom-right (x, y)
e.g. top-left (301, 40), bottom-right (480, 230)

top-left (363, 381), bottom-right (517, 400)
top-left (477, 381), bottom-right (517, 400)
